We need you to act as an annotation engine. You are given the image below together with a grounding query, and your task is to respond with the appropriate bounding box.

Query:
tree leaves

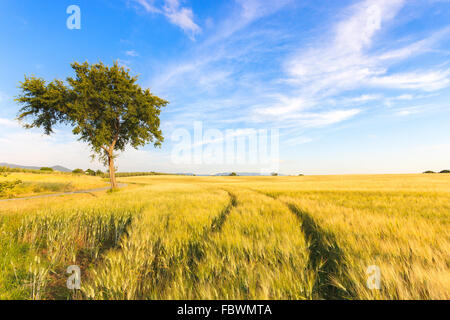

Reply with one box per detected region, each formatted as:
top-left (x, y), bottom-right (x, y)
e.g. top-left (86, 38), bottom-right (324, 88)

top-left (16, 61), bottom-right (168, 162)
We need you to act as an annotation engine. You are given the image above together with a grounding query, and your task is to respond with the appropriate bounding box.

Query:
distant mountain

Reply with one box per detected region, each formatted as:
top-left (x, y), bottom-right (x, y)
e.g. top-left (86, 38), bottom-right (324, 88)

top-left (50, 165), bottom-right (72, 172)
top-left (0, 162), bottom-right (72, 172)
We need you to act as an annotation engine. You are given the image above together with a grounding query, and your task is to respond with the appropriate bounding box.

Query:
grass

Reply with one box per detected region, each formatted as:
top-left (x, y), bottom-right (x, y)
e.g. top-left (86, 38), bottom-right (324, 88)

top-left (0, 173), bottom-right (109, 199)
top-left (0, 174), bottom-right (448, 299)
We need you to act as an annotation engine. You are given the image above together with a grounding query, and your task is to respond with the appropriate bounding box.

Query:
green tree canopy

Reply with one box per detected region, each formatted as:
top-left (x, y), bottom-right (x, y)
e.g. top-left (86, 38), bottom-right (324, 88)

top-left (16, 61), bottom-right (168, 188)
top-left (85, 169), bottom-right (96, 176)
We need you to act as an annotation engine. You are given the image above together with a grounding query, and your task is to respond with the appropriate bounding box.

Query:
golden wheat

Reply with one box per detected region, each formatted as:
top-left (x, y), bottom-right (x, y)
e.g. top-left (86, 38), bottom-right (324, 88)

top-left (0, 174), bottom-right (448, 300)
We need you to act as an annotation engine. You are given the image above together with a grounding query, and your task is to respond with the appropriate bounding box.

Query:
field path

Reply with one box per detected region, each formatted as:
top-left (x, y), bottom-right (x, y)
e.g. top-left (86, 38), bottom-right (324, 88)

top-left (208, 190), bottom-right (237, 233)
top-left (182, 187), bottom-right (316, 299)
top-left (186, 190), bottom-right (237, 286)
top-left (284, 202), bottom-right (352, 299)
top-left (0, 183), bottom-right (127, 202)
top-left (248, 189), bottom-right (353, 299)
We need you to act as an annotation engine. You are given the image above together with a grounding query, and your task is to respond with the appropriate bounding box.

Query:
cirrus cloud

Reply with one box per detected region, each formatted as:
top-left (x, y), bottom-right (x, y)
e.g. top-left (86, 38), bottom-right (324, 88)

top-left (133, 0), bottom-right (201, 39)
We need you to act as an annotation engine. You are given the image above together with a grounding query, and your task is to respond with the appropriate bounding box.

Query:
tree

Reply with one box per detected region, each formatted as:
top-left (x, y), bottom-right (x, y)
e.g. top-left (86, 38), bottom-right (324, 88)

top-left (40, 167), bottom-right (54, 172)
top-left (72, 169), bottom-right (85, 174)
top-left (229, 172), bottom-right (237, 176)
top-left (16, 61), bottom-right (168, 189)
top-left (423, 170), bottom-right (435, 174)
top-left (85, 169), bottom-right (96, 176)
top-left (440, 170), bottom-right (450, 174)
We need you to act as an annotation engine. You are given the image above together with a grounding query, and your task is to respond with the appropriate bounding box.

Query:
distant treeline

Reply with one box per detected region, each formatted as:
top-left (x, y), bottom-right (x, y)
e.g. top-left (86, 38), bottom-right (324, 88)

top-left (0, 166), bottom-right (64, 174)
top-left (114, 172), bottom-right (173, 177)
top-left (423, 170), bottom-right (450, 174)
top-left (0, 166), bottom-right (175, 177)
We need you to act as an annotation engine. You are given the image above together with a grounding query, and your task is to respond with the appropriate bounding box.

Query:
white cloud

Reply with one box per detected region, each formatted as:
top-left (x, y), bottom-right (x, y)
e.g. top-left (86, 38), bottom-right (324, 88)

top-left (256, 97), bottom-right (311, 117)
top-left (249, 0), bottom-right (408, 125)
top-left (144, 0), bottom-right (449, 146)
top-left (296, 109), bottom-right (362, 128)
top-left (369, 70), bottom-right (450, 91)
top-left (164, 1), bottom-right (201, 37)
top-left (125, 50), bottom-right (139, 57)
top-left (134, 0), bottom-right (160, 13)
top-left (284, 0), bottom-right (450, 98)
top-left (342, 94), bottom-right (383, 104)
top-left (286, 0), bottom-right (403, 92)
top-left (235, 0), bottom-right (292, 22)
top-left (378, 26), bottom-right (450, 61)
top-left (283, 136), bottom-right (313, 147)
top-left (148, 0), bottom-right (293, 93)
top-left (253, 106), bottom-right (361, 128)
top-left (203, 0), bottom-right (292, 43)
top-left (133, 0), bottom-right (201, 38)
top-left (0, 117), bottom-right (19, 128)
top-left (251, 0), bottom-right (450, 129)
top-left (393, 94), bottom-right (414, 100)
top-left (350, 94), bottom-right (381, 102)
top-left (394, 106), bottom-right (423, 116)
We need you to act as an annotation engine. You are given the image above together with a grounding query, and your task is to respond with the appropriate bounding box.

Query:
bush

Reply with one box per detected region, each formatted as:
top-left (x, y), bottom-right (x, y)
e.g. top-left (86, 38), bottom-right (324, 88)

top-left (271, 172), bottom-right (278, 176)
top-left (95, 170), bottom-right (104, 177)
top-left (0, 166), bottom-right (41, 174)
top-left (229, 172), bottom-right (237, 176)
top-left (439, 170), bottom-right (450, 174)
top-left (0, 166), bottom-right (75, 175)
top-left (40, 167), bottom-right (54, 172)
top-left (423, 170), bottom-right (435, 174)
top-left (72, 169), bottom-right (84, 174)
top-left (0, 180), bottom-right (22, 197)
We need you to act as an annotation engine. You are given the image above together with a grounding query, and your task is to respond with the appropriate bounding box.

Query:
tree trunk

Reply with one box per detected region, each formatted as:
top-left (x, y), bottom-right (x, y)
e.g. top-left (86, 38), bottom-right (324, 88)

top-left (108, 155), bottom-right (117, 189)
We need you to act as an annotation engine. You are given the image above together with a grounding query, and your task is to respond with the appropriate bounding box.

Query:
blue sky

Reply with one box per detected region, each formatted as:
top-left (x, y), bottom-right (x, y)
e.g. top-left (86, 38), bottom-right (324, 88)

top-left (1, 0), bottom-right (450, 174)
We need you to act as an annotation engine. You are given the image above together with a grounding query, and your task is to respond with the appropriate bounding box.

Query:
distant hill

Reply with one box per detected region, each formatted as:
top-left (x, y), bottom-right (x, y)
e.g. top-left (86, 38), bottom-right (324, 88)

top-left (0, 162), bottom-right (72, 172)
top-left (214, 172), bottom-right (286, 176)
top-left (50, 165), bottom-right (72, 172)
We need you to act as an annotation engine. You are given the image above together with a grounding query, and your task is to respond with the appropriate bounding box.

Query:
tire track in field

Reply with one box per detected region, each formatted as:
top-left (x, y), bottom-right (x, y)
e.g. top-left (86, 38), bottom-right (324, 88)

top-left (250, 189), bottom-right (353, 299)
top-left (186, 190), bottom-right (237, 294)
top-left (85, 189), bottom-right (236, 299)
top-left (188, 190), bottom-right (236, 256)
top-left (285, 203), bottom-right (353, 299)
top-left (209, 191), bottom-right (237, 233)
top-left (45, 209), bottom-right (138, 300)
top-left (142, 190), bottom-right (237, 298)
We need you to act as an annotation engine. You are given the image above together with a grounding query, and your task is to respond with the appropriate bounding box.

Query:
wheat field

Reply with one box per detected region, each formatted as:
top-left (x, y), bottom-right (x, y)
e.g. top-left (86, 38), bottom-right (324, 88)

top-left (0, 174), bottom-right (448, 300)
top-left (0, 172), bottom-right (109, 199)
